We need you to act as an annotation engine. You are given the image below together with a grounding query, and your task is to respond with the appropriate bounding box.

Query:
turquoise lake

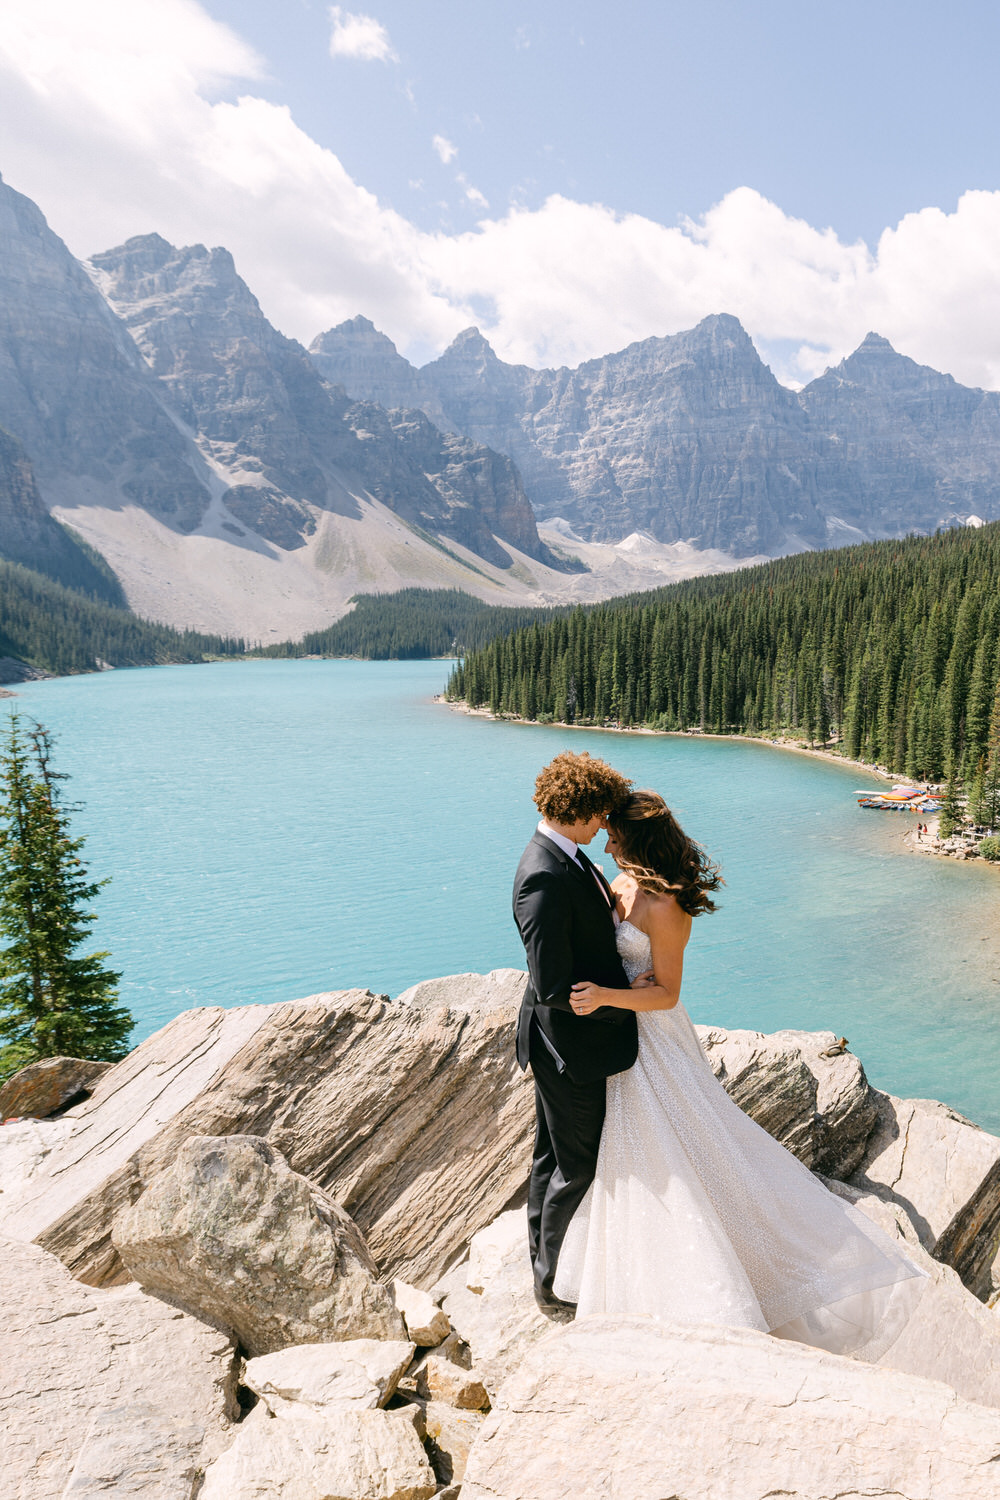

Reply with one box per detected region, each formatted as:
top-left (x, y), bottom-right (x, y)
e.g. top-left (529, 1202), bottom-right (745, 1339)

top-left (9, 659), bottom-right (1000, 1131)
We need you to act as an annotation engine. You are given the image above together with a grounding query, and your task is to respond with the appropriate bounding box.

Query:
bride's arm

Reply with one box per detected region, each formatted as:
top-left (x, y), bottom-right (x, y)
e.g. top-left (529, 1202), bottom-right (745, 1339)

top-left (570, 899), bottom-right (690, 1014)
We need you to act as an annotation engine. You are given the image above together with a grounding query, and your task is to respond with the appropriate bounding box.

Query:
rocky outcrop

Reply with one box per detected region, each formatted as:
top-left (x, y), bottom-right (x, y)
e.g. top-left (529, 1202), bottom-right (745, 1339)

top-left (0, 975), bottom-right (535, 1288)
top-left (415, 1356), bottom-right (490, 1411)
top-left (393, 1279), bottom-right (451, 1347)
top-left (243, 1339), bottom-right (415, 1415)
top-left (850, 1089), bottom-right (1000, 1298)
top-left (312, 313), bottom-right (1000, 553)
top-left (824, 1178), bottom-right (1000, 1411)
top-left (199, 1407), bottom-right (437, 1500)
top-left (112, 1134), bottom-right (404, 1355)
top-left (697, 1024), bottom-right (878, 1177)
top-left (0, 1054), bottom-right (112, 1120)
top-left (0, 175), bottom-right (210, 532)
top-left (460, 1318), bottom-right (1000, 1500)
top-left (434, 1210), bottom-right (550, 1400)
top-left (0, 1236), bottom-right (237, 1500)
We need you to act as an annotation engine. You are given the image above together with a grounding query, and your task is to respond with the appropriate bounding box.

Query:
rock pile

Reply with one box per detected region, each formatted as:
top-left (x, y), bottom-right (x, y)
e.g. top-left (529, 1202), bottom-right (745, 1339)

top-left (3, 969), bottom-right (1000, 1498)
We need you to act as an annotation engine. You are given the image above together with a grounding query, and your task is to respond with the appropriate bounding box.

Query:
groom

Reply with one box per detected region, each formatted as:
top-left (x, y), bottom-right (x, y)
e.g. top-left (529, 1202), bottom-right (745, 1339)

top-left (512, 750), bottom-right (639, 1318)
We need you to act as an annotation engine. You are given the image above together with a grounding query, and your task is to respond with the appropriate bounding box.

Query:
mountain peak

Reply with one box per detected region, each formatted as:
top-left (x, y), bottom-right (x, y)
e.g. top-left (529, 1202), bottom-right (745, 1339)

top-left (311, 316), bottom-right (401, 357)
top-left (856, 331), bottom-right (897, 354)
top-left (444, 326), bottom-right (496, 356)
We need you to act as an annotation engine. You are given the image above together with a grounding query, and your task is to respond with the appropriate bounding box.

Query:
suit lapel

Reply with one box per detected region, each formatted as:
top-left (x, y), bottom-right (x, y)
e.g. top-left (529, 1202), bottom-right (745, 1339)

top-left (531, 831), bottom-right (612, 906)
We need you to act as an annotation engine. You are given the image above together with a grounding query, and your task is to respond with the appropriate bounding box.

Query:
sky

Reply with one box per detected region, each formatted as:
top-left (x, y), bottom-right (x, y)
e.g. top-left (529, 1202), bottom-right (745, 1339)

top-left (2, 0), bottom-right (1000, 386)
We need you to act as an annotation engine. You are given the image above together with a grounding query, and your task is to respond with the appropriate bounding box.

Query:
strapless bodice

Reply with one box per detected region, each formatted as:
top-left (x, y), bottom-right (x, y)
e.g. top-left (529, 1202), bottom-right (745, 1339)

top-left (617, 918), bottom-right (653, 982)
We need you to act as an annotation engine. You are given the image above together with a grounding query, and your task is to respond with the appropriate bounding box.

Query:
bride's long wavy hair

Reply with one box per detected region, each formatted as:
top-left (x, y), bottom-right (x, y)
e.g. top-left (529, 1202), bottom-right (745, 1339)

top-left (607, 790), bottom-right (722, 916)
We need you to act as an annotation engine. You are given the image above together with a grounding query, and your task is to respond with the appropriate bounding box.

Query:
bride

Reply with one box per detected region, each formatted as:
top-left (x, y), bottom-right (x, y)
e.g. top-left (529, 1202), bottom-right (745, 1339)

top-left (554, 789), bottom-right (926, 1359)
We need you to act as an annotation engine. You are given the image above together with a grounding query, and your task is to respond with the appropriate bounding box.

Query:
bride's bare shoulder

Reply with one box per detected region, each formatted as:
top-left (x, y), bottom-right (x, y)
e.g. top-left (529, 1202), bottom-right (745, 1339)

top-left (645, 889), bottom-right (692, 934)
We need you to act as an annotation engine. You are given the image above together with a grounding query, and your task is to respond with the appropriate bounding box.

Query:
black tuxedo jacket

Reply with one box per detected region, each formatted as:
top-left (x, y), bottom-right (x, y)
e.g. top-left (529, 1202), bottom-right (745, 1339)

top-left (512, 831), bottom-right (639, 1084)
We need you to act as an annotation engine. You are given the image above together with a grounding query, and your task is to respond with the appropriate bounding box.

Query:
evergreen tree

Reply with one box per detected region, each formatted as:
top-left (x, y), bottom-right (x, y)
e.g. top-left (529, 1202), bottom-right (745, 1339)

top-left (0, 717), bottom-right (132, 1082)
top-left (970, 681), bottom-right (1000, 832)
top-left (937, 769), bottom-right (965, 840)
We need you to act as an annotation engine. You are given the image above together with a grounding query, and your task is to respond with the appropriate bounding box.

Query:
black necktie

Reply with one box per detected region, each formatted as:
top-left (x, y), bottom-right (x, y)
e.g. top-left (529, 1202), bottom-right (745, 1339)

top-left (577, 847), bottom-right (612, 908)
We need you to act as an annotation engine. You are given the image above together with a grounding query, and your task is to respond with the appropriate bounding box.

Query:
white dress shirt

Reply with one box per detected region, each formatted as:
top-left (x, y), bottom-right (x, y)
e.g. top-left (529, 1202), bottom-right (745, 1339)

top-left (537, 820), bottom-right (619, 922)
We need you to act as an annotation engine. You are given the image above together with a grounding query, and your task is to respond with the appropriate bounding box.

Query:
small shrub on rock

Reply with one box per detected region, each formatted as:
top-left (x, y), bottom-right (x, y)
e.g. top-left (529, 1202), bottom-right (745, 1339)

top-left (978, 836), bottom-right (1000, 862)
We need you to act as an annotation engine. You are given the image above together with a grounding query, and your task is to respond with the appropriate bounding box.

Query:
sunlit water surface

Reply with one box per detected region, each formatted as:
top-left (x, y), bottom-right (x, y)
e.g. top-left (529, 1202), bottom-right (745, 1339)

top-left (11, 660), bottom-right (1000, 1130)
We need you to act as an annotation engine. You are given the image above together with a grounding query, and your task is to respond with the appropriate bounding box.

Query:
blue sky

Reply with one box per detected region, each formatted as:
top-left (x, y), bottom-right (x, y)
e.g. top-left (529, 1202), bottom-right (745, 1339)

top-left (1, 0), bottom-right (999, 387)
top-left (205, 0), bottom-right (999, 248)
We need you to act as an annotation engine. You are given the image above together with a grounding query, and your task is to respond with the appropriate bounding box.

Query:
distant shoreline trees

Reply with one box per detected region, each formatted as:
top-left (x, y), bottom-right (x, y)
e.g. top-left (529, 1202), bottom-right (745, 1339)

top-left (0, 717), bottom-right (132, 1083)
top-left (447, 523), bottom-right (1000, 789)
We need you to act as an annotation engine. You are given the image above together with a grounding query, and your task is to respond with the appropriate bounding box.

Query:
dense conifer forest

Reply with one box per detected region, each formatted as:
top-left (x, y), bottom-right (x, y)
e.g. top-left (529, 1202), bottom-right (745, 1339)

top-left (0, 560), bottom-right (244, 676)
top-left (259, 589), bottom-right (564, 660)
top-left (447, 524), bottom-right (1000, 783)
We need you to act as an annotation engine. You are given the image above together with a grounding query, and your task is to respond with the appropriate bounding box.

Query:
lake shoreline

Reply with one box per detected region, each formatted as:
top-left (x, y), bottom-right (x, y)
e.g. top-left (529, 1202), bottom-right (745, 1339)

top-left (437, 696), bottom-right (914, 786)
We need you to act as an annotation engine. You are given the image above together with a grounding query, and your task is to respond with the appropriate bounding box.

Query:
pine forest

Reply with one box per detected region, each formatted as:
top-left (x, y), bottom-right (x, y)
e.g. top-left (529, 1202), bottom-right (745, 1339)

top-left (447, 523), bottom-right (1000, 784)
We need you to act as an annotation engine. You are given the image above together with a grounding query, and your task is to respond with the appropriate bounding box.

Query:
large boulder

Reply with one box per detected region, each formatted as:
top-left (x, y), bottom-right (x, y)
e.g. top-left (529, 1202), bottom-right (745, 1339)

top-left (244, 1340), bottom-right (416, 1415)
top-left (850, 1090), bottom-right (1000, 1299)
top-left (823, 1177), bottom-right (1000, 1410)
top-left (199, 1408), bottom-right (436, 1500)
top-left (697, 1024), bottom-right (878, 1176)
top-left (461, 1319), bottom-right (1000, 1500)
top-left (434, 1209), bottom-right (550, 1400)
top-left (0, 1056), bottom-right (112, 1120)
top-left (59, 1404), bottom-right (206, 1499)
top-left (112, 1135), bottom-right (404, 1356)
top-left (0, 1236), bottom-right (237, 1500)
top-left (0, 977), bottom-right (533, 1288)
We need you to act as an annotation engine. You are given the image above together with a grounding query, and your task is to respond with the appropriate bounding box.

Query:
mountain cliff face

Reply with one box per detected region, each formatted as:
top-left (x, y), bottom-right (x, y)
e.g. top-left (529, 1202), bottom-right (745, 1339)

top-left (90, 234), bottom-right (554, 569)
top-left (0, 176), bottom-right (210, 533)
top-left (0, 177), bottom-right (572, 633)
top-left (0, 428), bottom-right (124, 602)
top-left (801, 333), bottom-right (1000, 538)
top-left (310, 315), bottom-right (1000, 553)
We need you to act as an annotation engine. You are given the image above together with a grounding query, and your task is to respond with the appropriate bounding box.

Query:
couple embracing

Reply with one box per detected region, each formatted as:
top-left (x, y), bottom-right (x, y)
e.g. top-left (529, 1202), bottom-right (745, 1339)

top-left (512, 750), bottom-right (924, 1356)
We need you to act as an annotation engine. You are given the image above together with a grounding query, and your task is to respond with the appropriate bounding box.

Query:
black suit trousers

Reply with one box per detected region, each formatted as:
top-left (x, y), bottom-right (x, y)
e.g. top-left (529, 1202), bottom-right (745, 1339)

top-left (526, 1017), bottom-right (606, 1303)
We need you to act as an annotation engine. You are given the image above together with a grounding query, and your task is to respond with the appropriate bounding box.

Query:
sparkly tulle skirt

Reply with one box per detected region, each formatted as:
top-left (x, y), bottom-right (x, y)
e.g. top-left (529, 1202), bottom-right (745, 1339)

top-left (552, 923), bottom-right (926, 1360)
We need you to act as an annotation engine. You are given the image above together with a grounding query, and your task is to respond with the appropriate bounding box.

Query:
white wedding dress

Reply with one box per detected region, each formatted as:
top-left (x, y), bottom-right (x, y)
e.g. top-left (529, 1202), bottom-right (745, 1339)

top-left (552, 920), bottom-right (926, 1359)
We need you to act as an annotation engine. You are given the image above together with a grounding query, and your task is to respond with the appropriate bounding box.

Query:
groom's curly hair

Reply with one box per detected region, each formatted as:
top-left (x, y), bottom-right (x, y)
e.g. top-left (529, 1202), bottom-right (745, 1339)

top-left (533, 751), bottom-right (632, 823)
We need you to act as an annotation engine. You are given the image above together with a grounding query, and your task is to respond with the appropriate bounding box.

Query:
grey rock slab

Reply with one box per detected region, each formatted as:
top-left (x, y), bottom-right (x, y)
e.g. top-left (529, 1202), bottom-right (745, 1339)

top-left (434, 1209), bottom-right (549, 1401)
top-left (0, 1056), bottom-right (112, 1121)
top-left (461, 1318), bottom-right (1000, 1500)
top-left (393, 1277), bottom-right (450, 1346)
top-left (697, 1023), bottom-right (878, 1177)
top-left (420, 1400), bottom-right (484, 1487)
top-left (59, 1403), bottom-right (204, 1498)
top-left (0, 1236), bottom-right (237, 1500)
top-left (199, 1407), bottom-right (437, 1500)
top-left (3, 979), bottom-right (534, 1290)
top-left (823, 1177), bottom-right (1000, 1410)
top-left (0, 1000), bottom-right (274, 1281)
top-left (244, 1339), bottom-right (415, 1415)
top-left (415, 1357), bottom-right (490, 1411)
top-left (112, 1134), bottom-right (404, 1356)
top-left (850, 1089), bottom-right (1000, 1298)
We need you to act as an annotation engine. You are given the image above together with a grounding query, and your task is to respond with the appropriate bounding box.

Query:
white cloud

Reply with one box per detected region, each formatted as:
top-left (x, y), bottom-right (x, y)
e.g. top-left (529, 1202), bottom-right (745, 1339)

top-left (432, 134), bottom-right (457, 165)
top-left (463, 182), bottom-right (489, 210)
top-left (4, 0), bottom-right (1000, 391)
top-left (328, 7), bottom-right (396, 63)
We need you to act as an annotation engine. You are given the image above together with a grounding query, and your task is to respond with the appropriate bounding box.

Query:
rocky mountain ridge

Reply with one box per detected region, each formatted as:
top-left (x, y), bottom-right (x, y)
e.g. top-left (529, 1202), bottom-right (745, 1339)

top-left (311, 314), bottom-right (1000, 554)
top-left (0, 176), bottom-right (583, 637)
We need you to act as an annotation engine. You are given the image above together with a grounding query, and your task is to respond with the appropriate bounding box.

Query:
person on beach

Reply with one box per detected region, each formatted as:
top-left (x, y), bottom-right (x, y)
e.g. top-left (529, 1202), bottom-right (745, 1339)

top-left (517, 768), bottom-right (927, 1357)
